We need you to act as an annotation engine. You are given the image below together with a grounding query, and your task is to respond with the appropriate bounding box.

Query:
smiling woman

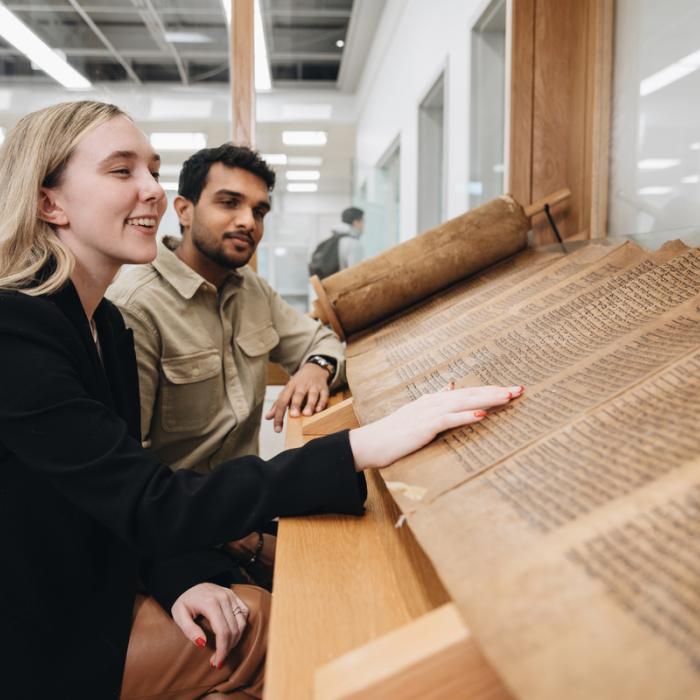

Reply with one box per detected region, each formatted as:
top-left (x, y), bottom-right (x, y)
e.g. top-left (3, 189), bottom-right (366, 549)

top-left (0, 100), bottom-right (519, 699)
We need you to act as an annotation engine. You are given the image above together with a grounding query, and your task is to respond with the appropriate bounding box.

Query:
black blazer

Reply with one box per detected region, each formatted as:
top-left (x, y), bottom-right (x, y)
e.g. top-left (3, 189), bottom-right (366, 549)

top-left (0, 282), bottom-right (365, 699)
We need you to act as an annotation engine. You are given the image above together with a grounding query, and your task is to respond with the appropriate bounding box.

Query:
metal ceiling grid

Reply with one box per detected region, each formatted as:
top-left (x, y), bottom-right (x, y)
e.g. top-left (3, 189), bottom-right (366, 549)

top-left (1, 0), bottom-right (355, 87)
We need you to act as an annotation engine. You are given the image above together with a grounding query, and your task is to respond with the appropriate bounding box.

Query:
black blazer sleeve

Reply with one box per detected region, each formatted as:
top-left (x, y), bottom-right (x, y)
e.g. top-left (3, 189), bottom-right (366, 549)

top-left (0, 293), bottom-right (366, 558)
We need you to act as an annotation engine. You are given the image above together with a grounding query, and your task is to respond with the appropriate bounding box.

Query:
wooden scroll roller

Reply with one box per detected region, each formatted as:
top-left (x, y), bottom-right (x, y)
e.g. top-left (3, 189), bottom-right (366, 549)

top-left (310, 188), bottom-right (571, 340)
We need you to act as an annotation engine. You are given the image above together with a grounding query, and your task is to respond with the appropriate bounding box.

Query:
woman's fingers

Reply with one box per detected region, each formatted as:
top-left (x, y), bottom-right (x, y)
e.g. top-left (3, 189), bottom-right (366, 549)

top-left (434, 385), bottom-right (523, 411)
top-left (171, 601), bottom-right (207, 649)
top-left (210, 601), bottom-right (238, 669)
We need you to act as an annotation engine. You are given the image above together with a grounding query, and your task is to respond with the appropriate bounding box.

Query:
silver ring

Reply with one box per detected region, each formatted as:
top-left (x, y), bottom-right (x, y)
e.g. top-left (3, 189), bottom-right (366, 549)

top-left (232, 606), bottom-right (244, 616)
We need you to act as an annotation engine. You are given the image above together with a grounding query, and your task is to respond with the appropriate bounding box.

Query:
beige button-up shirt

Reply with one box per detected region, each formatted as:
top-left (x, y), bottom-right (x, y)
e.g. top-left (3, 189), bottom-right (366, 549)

top-left (107, 237), bottom-right (345, 472)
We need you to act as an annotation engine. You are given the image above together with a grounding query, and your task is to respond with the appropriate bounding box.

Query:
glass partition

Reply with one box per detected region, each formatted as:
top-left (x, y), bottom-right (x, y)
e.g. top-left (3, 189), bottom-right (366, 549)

top-left (608, 0), bottom-right (700, 240)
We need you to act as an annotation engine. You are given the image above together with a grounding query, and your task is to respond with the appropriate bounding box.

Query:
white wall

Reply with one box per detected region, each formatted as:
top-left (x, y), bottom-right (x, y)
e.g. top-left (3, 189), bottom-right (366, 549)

top-left (355, 0), bottom-right (494, 241)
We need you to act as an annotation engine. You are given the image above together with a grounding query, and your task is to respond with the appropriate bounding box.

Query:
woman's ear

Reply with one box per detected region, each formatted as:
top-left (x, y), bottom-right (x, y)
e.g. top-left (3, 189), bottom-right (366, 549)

top-left (38, 188), bottom-right (69, 227)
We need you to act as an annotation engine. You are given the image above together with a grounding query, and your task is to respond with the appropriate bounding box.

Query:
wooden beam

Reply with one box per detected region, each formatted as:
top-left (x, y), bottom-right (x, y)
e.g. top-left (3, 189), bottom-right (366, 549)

top-left (229, 0), bottom-right (255, 147)
top-left (508, 0), bottom-right (535, 206)
top-left (315, 603), bottom-right (514, 700)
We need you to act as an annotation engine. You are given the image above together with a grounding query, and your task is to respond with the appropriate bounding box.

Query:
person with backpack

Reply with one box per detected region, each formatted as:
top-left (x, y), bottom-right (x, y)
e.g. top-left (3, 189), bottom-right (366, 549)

top-left (309, 206), bottom-right (365, 279)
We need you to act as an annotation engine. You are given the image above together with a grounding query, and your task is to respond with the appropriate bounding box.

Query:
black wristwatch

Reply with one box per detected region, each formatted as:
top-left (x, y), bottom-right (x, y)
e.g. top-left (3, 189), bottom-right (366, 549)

top-left (306, 354), bottom-right (336, 383)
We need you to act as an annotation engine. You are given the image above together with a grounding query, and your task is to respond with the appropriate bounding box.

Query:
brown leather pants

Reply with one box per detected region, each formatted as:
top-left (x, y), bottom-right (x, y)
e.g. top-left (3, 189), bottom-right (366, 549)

top-left (120, 585), bottom-right (269, 700)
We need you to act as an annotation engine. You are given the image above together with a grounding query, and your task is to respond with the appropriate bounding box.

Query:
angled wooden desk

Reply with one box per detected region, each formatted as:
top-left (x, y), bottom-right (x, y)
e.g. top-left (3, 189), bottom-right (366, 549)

top-left (264, 397), bottom-right (512, 700)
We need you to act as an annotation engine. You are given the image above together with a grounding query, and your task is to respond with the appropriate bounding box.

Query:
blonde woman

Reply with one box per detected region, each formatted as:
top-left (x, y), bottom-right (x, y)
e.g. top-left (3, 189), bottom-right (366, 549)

top-left (0, 100), bottom-right (521, 699)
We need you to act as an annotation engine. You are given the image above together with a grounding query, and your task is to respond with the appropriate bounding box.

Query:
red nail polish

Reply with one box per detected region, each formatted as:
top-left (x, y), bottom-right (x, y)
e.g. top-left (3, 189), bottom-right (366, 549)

top-left (195, 637), bottom-right (206, 648)
top-left (210, 661), bottom-right (216, 669)
top-left (474, 410), bottom-right (487, 418)
top-left (507, 392), bottom-right (513, 399)
top-left (217, 661), bottom-right (224, 669)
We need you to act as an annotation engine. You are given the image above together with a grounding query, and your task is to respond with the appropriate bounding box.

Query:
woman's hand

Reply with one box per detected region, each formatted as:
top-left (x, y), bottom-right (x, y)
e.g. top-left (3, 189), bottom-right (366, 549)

top-left (349, 385), bottom-right (523, 470)
top-left (171, 582), bottom-right (249, 669)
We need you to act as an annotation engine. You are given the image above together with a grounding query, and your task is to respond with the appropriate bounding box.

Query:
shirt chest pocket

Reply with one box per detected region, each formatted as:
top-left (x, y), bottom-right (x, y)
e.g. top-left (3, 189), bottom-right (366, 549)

top-left (235, 324), bottom-right (280, 403)
top-left (160, 349), bottom-right (221, 433)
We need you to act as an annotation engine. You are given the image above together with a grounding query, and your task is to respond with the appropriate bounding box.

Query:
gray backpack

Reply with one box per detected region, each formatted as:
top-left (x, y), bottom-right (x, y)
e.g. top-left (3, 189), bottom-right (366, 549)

top-left (308, 232), bottom-right (349, 279)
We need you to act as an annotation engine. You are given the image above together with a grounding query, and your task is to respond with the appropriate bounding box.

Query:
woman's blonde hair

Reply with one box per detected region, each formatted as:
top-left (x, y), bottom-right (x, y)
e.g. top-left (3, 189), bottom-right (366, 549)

top-left (0, 100), bottom-right (125, 295)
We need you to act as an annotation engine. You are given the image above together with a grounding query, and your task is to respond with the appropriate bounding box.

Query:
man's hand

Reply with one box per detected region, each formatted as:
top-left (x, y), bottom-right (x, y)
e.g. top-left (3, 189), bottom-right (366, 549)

top-left (264, 362), bottom-right (331, 432)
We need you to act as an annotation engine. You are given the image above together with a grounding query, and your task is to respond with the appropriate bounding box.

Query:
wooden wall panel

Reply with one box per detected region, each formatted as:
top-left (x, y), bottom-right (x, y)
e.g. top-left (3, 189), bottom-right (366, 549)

top-left (509, 0), bottom-right (614, 244)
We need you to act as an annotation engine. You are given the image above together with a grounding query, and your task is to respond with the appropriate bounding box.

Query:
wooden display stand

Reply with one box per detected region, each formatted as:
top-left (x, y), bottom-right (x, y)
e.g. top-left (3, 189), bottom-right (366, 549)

top-left (265, 396), bottom-right (513, 700)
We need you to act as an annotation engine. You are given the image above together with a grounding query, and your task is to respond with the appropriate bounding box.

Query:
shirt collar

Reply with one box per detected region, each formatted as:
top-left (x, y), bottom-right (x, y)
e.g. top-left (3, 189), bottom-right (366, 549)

top-left (153, 235), bottom-right (243, 300)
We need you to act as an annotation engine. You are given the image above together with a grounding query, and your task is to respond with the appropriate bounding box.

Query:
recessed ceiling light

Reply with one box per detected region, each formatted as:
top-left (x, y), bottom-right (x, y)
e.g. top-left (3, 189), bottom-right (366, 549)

top-left (638, 186), bottom-right (673, 195)
top-left (288, 156), bottom-right (323, 166)
top-left (691, 142), bottom-right (700, 151)
top-left (282, 131), bottom-right (327, 146)
top-left (150, 132), bottom-right (207, 151)
top-left (286, 170), bottom-right (320, 181)
top-left (336, 40), bottom-right (345, 48)
top-left (0, 5), bottom-right (91, 89)
top-left (281, 104), bottom-right (332, 120)
top-left (150, 98), bottom-right (213, 120)
top-left (159, 164), bottom-right (182, 177)
top-left (164, 32), bottom-right (212, 43)
top-left (274, 247), bottom-right (287, 257)
top-left (262, 153), bottom-right (288, 165)
top-left (638, 158), bottom-right (681, 170)
top-left (287, 183), bottom-right (318, 193)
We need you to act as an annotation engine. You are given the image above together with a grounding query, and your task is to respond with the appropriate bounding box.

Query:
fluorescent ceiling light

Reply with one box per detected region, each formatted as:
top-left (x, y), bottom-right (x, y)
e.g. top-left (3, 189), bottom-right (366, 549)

top-left (164, 31), bottom-right (212, 43)
top-left (286, 170), bottom-right (320, 181)
top-left (262, 153), bottom-right (287, 165)
top-left (150, 132), bottom-right (207, 151)
top-left (288, 156), bottom-right (322, 166)
top-left (160, 181), bottom-right (179, 191)
top-left (638, 158), bottom-right (681, 170)
top-left (681, 174), bottom-right (699, 184)
top-left (221, 0), bottom-right (271, 91)
top-left (638, 186), bottom-right (672, 195)
top-left (0, 5), bottom-right (91, 89)
top-left (281, 104), bottom-right (332, 120)
top-left (150, 98), bottom-right (213, 120)
top-left (158, 164), bottom-right (182, 177)
top-left (282, 131), bottom-right (327, 146)
top-left (640, 49), bottom-right (700, 96)
top-left (287, 183), bottom-right (318, 193)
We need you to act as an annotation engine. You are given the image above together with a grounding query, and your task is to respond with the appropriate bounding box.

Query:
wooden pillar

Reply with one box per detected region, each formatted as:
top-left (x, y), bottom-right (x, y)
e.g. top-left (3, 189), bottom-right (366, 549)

top-left (508, 0), bottom-right (614, 243)
top-left (229, 0), bottom-right (255, 147)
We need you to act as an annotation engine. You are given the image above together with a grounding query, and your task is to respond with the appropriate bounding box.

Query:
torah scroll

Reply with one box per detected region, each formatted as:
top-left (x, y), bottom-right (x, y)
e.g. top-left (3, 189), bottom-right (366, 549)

top-left (312, 195), bottom-right (531, 338)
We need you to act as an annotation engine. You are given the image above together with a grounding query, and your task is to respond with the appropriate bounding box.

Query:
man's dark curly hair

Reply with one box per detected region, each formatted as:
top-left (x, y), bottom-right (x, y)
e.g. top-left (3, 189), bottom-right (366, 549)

top-left (178, 143), bottom-right (276, 205)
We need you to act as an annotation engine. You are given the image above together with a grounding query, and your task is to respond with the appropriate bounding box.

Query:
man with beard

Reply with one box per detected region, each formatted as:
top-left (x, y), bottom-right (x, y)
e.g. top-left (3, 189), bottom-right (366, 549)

top-left (108, 145), bottom-right (345, 479)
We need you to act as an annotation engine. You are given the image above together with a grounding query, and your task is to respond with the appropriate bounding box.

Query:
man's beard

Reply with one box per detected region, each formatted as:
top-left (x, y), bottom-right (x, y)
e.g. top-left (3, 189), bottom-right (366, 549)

top-left (191, 223), bottom-right (255, 270)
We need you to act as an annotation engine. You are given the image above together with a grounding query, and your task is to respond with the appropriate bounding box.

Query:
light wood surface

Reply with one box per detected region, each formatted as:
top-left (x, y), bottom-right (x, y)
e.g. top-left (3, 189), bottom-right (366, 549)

top-left (229, 0), bottom-right (255, 147)
top-left (315, 603), bottom-right (514, 700)
top-left (265, 400), bottom-right (454, 700)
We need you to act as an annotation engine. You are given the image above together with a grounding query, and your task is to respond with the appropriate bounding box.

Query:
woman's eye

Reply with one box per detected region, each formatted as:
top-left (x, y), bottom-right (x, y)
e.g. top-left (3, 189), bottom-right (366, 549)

top-left (112, 168), bottom-right (130, 175)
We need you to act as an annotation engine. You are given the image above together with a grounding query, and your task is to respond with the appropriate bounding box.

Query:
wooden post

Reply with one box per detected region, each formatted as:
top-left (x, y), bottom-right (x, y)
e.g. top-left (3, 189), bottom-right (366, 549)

top-left (229, 0), bottom-right (255, 147)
